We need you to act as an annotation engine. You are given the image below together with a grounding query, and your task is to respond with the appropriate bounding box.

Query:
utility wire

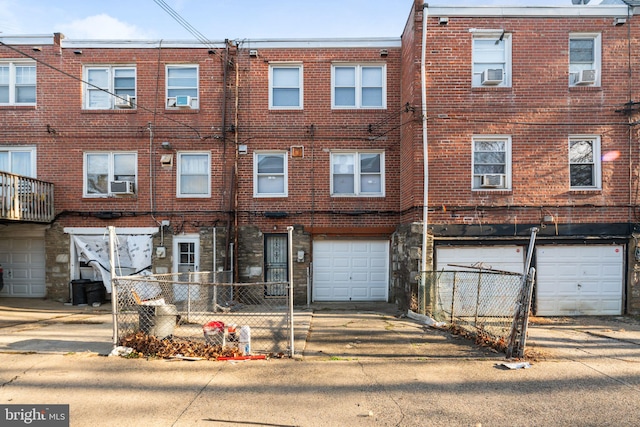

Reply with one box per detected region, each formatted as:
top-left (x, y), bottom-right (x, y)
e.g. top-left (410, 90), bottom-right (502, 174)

top-left (153, 0), bottom-right (217, 51)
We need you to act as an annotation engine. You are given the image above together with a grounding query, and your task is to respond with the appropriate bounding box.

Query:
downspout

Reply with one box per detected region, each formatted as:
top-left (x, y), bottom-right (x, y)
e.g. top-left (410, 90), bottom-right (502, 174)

top-left (421, 4), bottom-right (429, 278)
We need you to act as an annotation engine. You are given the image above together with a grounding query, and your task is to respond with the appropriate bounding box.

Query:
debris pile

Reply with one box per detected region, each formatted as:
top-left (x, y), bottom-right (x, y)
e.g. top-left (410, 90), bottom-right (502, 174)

top-left (120, 332), bottom-right (243, 360)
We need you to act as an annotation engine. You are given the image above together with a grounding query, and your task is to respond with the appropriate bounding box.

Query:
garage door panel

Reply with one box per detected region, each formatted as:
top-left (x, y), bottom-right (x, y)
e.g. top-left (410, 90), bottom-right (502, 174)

top-left (536, 245), bottom-right (623, 316)
top-left (313, 240), bottom-right (389, 302)
top-left (436, 246), bottom-right (524, 273)
top-left (0, 236), bottom-right (46, 298)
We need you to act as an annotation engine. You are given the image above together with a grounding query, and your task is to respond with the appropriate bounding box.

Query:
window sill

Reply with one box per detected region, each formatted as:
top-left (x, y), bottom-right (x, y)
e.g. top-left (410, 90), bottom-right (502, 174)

top-left (472, 189), bottom-right (512, 193)
top-left (81, 109), bottom-right (137, 114)
top-left (569, 85), bottom-right (601, 92)
top-left (0, 105), bottom-right (37, 110)
top-left (165, 108), bottom-right (200, 114)
top-left (569, 188), bottom-right (601, 194)
top-left (471, 86), bottom-right (512, 92)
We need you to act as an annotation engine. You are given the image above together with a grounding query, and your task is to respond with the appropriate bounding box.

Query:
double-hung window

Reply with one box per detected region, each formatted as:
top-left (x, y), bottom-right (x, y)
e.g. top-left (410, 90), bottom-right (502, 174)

top-left (331, 151), bottom-right (384, 196)
top-left (84, 152), bottom-right (137, 197)
top-left (254, 152), bottom-right (287, 197)
top-left (269, 64), bottom-right (303, 109)
top-left (569, 33), bottom-right (601, 87)
top-left (0, 60), bottom-right (36, 105)
top-left (0, 147), bottom-right (36, 177)
top-left (471, 30), bottom-right (511, 87)
top-left (332, 64), bottom-right (386, 109)
top-left (166, 65), bottom-right (199, 109)
top-left (472, 136), bottom-right (511, 190)
top-left (177, 152), bottom-right (210, 197)
top-left (84, 66), bottom-right (136, 109)
top-left (569, 136), bottom-right (600, 189)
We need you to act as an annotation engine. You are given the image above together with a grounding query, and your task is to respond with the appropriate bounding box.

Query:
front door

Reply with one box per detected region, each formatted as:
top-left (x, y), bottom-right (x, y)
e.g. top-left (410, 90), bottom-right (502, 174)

top-left (264, 234), bottom-right (288, 297)
top-left (173, 236), bottom-right (200, 301)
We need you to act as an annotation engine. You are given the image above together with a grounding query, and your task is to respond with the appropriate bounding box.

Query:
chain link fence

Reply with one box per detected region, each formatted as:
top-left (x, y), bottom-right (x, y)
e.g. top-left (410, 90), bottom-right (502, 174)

top-left (112, 271), bottom-right (293, 360)
top-left (419, 269), bottom-right (527, 352)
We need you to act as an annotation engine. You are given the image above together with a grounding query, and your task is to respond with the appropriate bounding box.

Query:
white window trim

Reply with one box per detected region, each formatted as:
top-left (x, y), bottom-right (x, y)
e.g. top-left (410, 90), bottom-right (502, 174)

top-left (0, 146), bottom-right (37, 177)
top-left (83, 151), bottom-right (138, 198)
top-left (471, 30), bottom-right (512, 88)
top-left (331, 63), bottom-right (387, 109)
top-left (165, 64), bottom-right (200, 109)
top-left (569, 33), bottom-right (601, 87)
top-left (330, 150), bottom-right (385, 197)
top-left (269, 63), bottom-right (303, 110)
top-left (83, 65), bottom-right (136, 110)
top-left (0, 60), bottom-right (36, 105)
top-left (471, 135), bottom-right (512, 191)
top-left (569, 135), bottom-right (601, 190)
top-left (177, 151), bottom-right (211, 198)
top-left (253, 151), bottom-right (288, 197)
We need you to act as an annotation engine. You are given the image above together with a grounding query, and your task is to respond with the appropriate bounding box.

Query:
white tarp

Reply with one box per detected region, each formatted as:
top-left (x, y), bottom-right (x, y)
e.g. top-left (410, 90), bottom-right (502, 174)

top-left (73, 234), bottom-right (153, 292)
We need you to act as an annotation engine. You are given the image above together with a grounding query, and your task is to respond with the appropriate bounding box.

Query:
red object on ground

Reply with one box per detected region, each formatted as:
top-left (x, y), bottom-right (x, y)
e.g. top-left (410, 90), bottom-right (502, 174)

top-left (203, 321), bottom-right (225, 333)
top-left (217, 355), bottom-right (267, 361)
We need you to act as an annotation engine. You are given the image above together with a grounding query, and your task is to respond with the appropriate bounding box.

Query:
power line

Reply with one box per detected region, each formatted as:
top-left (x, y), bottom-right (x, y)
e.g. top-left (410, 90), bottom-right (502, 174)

top-left (153, 0), bottom-right (217, 51)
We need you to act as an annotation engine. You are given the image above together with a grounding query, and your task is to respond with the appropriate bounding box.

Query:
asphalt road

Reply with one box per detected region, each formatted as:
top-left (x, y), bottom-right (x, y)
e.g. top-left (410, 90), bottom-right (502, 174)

top-left (0, 300), bottom-right (639, 426)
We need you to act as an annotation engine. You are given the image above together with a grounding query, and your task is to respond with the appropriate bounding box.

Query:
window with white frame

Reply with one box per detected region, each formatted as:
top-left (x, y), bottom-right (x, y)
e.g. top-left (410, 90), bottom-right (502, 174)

top-left (471, 30), bottom-right (511, 87)
top-left (0, 60), bottom-right (36, 105)
top-left (569, 136), bottom-right (600, 189)
top-left (84, 152), bottom-right (137, 197)
top-left (332, 64), bottom-right (386, 109)
top-left (331, 151), bottom-right (384, 196)
top-left (177, 152), bottom-right (210, 197)
top-left (569, 33), bottom-right (601, 87)
top-left (166, 65), bottom-right (199, 109)
top-left (0, 147), bottom-right (36, 177)
top-left (254, 152), bottom-right (288, 197)
top-left (472, 136), bottom-right (511, 190)
top-left (269, 64), bottom-right (303, 109)
top-left (84, 66), bottom-right (136, 109)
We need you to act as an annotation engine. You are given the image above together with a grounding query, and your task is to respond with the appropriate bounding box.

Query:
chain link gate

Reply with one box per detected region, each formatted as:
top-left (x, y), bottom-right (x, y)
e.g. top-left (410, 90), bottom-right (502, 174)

top-left (112, 272), bottom-right (294, 360)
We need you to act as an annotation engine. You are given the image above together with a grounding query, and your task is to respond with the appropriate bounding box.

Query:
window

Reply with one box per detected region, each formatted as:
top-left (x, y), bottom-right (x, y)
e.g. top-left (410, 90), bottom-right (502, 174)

top-left (472, 136), bottom-right (511, 190)
top-left (177, 152), bottom-right (210, 197)
top-left (0, 60), bottom-right (36, 105)
top-left (84, 152), bottom-right (136, 197)
top-left (569, 136), bottom-right (600, 189)
top-left (331, 151), bottom-right (384, 196)
top-left (254, 152), bottom-right (287, 197)
top-left (0, 147), bottom-right (36, 177)
top-left (269, 64), bottom-right (302, 109)
top-left (166, 65), bottom-right (199, 109)
top-left (332, 64), bottom-right (386, 109)
top-left (471, 30), bottom-right (511, 87)
top-left (84, 66), bottom-right (136, 109)
top-left (569, 33), bottom-right (601, 86)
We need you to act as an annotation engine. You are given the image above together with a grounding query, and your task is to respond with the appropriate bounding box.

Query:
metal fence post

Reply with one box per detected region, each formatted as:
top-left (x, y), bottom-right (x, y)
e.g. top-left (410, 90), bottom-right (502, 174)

top-left (287, 226), bottom-right (295, 357)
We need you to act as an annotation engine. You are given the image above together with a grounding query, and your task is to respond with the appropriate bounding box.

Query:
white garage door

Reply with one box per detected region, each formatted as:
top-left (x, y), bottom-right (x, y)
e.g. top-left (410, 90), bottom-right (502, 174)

top-left (536, 245), bottom-right (624, 316)
top-left (436, 246), bottom-right (525, 273)
top-left (313, 240), bottom-right (389, 301)
top-left (0, 237), bottom-right (46, 297)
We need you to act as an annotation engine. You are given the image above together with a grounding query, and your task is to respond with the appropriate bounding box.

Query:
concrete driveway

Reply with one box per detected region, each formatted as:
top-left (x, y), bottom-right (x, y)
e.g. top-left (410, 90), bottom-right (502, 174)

top-left (1, 299), bottom-right (640, 426)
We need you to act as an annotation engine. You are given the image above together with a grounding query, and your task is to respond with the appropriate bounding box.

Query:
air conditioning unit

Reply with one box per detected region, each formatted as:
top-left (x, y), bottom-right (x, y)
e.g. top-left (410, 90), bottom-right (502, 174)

top-left (573, 69), bottom-right (597, 85)
top-left (109, 181), bottom-right (135, 195)
top-left (481, 69), bottom-right (504, 85)
top-left (175, 95), bottom-right (192, 108)
top-left (480, 174), bottom-right (505, 188)
top-left (114, 95), bottom-right (133, 108)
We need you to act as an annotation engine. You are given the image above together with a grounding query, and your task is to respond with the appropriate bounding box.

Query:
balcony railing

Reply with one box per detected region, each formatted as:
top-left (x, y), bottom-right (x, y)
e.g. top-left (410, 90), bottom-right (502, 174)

top-left (0, 172), bottom-right (55, 223)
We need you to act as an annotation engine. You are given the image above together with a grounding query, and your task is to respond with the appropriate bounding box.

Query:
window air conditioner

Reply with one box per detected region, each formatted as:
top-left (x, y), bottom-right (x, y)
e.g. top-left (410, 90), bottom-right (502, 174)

top-left (481, 69), bottom-right (504, 85)
top-left (175, 95), bottom-right (192, 108)
top-left (114, 95), bottom-right (133, 108)
top-left (109, 181), bottom-right (135, 195)
top-left (573, 69), bottom-right (597, 85)
top-left (480, 174), bottom-right (505, 188)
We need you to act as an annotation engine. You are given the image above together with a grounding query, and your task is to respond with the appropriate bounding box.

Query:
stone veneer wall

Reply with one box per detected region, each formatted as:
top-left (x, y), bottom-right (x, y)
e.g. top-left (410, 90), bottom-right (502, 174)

top-left (45, 223), bottom-right (71, 302)
top-left (628, 235), bottom-right (640, 315)
top-left (391, 223), bottom-right (433, 312)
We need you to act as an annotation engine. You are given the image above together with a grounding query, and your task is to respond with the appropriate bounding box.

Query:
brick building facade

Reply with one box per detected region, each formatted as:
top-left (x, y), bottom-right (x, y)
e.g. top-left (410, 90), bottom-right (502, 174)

top-left (1, 0), bottom-right (640, 315)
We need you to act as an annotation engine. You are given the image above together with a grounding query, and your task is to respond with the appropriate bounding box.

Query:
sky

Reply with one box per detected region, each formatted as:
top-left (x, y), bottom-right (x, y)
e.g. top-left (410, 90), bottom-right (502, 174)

top-left (0, 0), bottom-right (610, 41)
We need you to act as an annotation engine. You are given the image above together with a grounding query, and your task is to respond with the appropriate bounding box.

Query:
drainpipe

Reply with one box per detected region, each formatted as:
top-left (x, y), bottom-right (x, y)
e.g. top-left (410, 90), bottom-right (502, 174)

top-left (420, 4), bottom-right (430, 285)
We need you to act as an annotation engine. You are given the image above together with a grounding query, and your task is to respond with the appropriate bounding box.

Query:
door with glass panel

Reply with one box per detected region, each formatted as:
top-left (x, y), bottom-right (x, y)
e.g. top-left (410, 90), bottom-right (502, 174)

top-left (173, 236), bottom-right (200, 301)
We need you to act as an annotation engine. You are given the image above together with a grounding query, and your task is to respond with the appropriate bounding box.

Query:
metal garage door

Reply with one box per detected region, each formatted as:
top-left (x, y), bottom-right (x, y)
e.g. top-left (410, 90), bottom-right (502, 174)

top-left (0, 237), bottom-right (46, 297)
top-left (313, 240), bottom-right (389, 301)
top-left (536, 245), bottom-right (624, 316)
top-left (436, 245), bottom-right (525, 273)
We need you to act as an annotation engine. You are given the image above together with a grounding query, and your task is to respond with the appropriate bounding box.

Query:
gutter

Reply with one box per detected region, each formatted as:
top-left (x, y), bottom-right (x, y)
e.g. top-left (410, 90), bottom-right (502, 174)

top-left (421, 3), bottom-right (429, 276)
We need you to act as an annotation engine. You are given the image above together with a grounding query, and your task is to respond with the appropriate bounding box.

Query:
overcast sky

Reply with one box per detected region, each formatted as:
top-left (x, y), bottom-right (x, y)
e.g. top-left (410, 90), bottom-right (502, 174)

top-left (0, 0), bottom-right (609, 40)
